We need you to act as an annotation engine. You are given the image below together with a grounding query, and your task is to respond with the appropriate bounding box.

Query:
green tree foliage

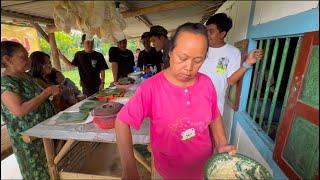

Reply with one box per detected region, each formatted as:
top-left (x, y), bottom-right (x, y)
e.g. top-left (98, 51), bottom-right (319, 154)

top-left (55, 31), bottom-right (81, 58)
top-left (100, 42), bottom-right (112, 56)
top-left (39, 38), bottom-right (51, 55)
top-left (127, 40), bottom-right (139, 52)
top-left (39, 32), bottom-right (81, 59)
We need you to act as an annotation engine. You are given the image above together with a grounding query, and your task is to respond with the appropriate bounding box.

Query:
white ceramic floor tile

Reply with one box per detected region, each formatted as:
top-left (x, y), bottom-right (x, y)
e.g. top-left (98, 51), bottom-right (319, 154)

top-left (1, 154), bottom-right (22, 179)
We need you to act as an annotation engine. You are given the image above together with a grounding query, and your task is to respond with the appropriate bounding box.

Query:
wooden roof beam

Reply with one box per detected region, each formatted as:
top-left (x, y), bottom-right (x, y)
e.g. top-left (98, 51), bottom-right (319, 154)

top-left (1, 9), bottom-right (54, 25)
top-left (121, 1), bottom-right (153, 28)
top-left (1, 1), bottom-right (36, 8)
top-left (29, 21), bottom-right (49, 42)
top-left (135, 15), bottom-right (153, 28)
top-left (128, 29), bottom-right (176, 40)
top-left (121, 1), bottom-right (200, 18)
top-left (200, 1), bottom-right (226, 24)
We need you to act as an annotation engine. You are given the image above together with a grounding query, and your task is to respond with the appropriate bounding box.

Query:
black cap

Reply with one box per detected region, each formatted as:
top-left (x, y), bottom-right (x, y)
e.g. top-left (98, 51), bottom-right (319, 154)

top-left (149, 25), bottom-right (168, 37)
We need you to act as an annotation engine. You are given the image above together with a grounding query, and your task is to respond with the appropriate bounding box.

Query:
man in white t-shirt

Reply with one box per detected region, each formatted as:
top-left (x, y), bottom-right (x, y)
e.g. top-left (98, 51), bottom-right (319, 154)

top-left (200, 13), bottom-right (263, 113)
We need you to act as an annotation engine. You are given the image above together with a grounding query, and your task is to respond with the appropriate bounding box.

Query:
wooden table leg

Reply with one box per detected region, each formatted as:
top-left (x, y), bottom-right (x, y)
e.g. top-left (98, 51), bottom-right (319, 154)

top-left (133, 147), bottom-right (151, 172)
top-left (148, 144), bottom-right (162, 179)
top-left (54, 139), bottom-right (75, 165)
top-left (43, 138), bottom-right (59, 180)
top-left (55, 140), bottom-right (66, 154)
top-left (150, 153), bottom-right (163, 179)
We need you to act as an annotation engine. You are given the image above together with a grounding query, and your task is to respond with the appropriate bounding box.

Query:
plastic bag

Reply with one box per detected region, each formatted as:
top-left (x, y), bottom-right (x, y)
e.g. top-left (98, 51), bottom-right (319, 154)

top-left (53, 0), bottom-right (127, 44)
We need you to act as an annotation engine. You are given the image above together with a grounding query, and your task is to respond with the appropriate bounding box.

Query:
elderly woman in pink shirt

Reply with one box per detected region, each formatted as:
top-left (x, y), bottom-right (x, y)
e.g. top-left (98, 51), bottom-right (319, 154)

top-left (115, 23), bottom-right (236, 179)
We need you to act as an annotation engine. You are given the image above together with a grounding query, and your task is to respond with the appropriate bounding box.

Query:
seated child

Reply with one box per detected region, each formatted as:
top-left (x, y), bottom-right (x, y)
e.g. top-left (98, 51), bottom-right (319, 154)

top-left (47, 69), bottom-right (84, 107)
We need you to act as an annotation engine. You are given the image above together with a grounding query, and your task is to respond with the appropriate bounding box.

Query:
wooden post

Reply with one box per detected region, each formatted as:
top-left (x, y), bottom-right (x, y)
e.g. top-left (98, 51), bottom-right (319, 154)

top-left (30, 21), bottom-right (62, 71)
top-left (48, 33), bottom-right (61, 71)
top-left (133, 148), bottom-right (151, 172)
top-left (30, 21), bottom-right (49, 42)
top-left (55, 140), bottom-right (65, 155)
top-left (147, 144), bottom-right (160, 179)
top-left (43, 138), bottom-right (59, 180)
top-left (59, 172), bottom-right (120, 179)
top-left (54, 139), bottom-right (75, 165)
top-left (150, 153), bottom-right (158, 179)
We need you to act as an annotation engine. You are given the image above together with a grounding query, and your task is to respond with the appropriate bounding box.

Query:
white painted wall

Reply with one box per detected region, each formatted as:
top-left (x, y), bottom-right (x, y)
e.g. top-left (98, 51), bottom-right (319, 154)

top-left (1, 154), bottom-right (22, 179)
top-left (214, 1), bottom-right (251, 140)
top-left (215, 1), bottom-right (318, 178)
top-left (231, 123), bottom-right (273, 175)
top-left (215, 1), bottom-right (252, 44)
top-left (1, 68), bottom-right (5, 76)
top-left (223, 102), bottom-right (234, 142)
top-left (253, 1), bottom-right (319, 25)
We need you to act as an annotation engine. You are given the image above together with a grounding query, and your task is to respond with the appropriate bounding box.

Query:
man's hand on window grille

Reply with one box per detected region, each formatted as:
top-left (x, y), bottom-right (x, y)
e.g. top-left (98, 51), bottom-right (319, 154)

top-left (246, 49), bottom-right (264, 65)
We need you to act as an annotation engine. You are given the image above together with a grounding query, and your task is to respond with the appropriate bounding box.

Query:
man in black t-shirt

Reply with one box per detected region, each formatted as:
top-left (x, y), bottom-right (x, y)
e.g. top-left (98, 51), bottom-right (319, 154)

top-left (59, 35), bottom-right (108, 97)
top-left (108, 39), bottom-right (135, 82)
top-left (149, 25), bottom-right (170, 69)
top-left (137, 32), bottom-right (163, 74)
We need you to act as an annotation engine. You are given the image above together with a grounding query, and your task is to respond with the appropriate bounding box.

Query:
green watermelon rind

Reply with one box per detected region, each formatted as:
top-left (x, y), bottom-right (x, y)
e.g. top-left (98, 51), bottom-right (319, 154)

top-left (205, 153), bottom-right (272, 180)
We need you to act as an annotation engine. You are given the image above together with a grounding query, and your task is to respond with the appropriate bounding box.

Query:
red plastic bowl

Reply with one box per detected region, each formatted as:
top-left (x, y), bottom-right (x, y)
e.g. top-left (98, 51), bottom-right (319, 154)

top-left (114, 82), bottom-right (133, 89)
top-left (96, 95), bottom-right (114, 101)
top-left (93, 117), bottom-right (115, 129)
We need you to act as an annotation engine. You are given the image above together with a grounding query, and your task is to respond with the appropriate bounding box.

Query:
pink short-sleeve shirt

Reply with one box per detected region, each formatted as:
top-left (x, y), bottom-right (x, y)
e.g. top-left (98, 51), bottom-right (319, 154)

top-left (117, 71), bottom-right (220, 179)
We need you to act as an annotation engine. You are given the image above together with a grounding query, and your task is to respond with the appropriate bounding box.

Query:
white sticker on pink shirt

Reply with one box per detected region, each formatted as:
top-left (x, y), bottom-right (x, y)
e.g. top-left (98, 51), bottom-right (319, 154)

top-left (181, 128), bottom-right (196, 141)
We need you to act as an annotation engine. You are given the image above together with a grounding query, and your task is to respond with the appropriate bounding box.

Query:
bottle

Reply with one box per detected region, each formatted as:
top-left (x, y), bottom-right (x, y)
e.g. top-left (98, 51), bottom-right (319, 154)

top-left (143, 65), bottom-right (147, 74)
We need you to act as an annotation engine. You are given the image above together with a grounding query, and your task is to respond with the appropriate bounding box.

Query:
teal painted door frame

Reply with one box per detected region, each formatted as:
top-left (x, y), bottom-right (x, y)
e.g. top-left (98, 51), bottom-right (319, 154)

top-left (229, 1), bottom-right (319, 179)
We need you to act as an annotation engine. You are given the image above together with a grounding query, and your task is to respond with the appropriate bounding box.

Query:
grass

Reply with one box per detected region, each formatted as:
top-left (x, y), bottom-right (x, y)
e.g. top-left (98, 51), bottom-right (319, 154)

top-left (62, 69), bottom-right (114, 90)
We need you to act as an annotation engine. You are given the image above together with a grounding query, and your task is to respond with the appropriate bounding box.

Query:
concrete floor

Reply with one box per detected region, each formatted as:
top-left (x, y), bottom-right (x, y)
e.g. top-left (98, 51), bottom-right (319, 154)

top-left (1, 154), bottom-right (22, 179)
top-left (79, 143), bottom-right (150, 179)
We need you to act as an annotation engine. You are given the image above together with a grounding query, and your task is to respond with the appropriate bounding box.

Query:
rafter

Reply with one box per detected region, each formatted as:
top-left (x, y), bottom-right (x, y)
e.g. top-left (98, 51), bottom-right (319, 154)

top-left (121, 1), bottom-right (199, 18)
top-left (127, 29), bottom-right (176, 40)
top-left (1, 1), bottom-right (36, 8)
top-left (1, 9), bottom-right (54, 24)
top-left (121, 1), bottom-right (153, 28)
top-left (200, 1), bottom-right (226, 24)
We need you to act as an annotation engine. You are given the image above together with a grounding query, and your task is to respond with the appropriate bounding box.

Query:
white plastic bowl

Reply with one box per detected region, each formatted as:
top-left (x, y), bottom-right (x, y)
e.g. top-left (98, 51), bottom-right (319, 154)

top-left (128, 71), bottom-right (142, 81)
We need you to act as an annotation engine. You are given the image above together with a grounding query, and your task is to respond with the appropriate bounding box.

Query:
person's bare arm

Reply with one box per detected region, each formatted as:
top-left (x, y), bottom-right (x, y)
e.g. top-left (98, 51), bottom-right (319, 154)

top-left (210, 115), bottom-right (236, 154)
top-left (227, 67), bottom-right (248, 85)
top-left (227, 49), bottom-right (264, 85)
top-left (99, 70), bottom-right (105, 90)
top-left (115, 119), bottom-right (140, 179)
top-left (111, 62), bottom-right (118, 82)
top-left (57, 50), bottom-right (76, 68)
top-left (1, 85), bottom-right (61, 117)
